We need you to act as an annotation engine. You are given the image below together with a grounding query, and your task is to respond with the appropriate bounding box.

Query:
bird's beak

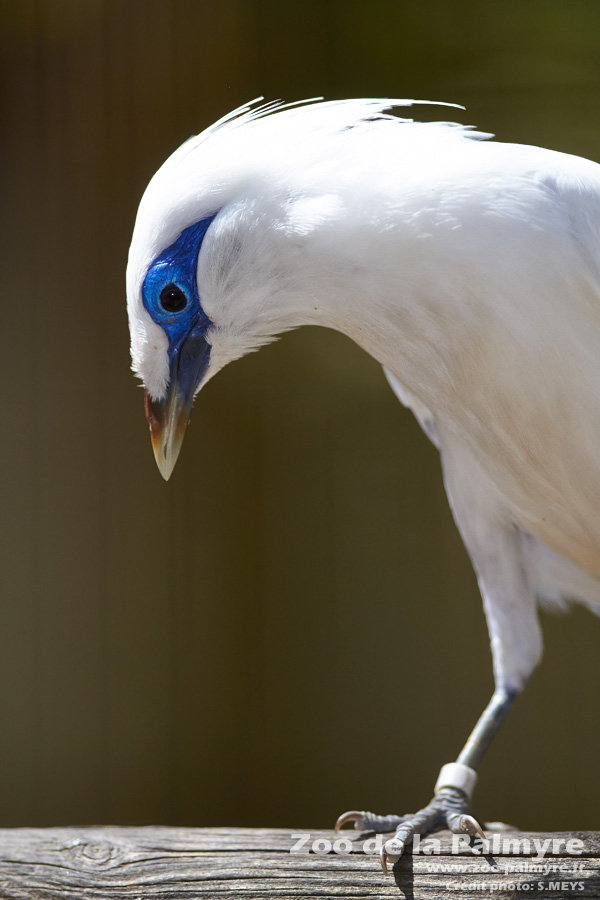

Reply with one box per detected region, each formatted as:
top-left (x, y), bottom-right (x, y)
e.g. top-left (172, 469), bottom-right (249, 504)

top-left (144, 329), bottom-right (211, 480)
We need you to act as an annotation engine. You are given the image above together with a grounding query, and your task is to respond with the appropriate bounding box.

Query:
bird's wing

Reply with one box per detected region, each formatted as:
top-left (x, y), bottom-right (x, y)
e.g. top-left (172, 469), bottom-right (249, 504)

top-left (386, 363), bottom-right (600, 620)
top-left (386, 362), bottom-right (543, 689)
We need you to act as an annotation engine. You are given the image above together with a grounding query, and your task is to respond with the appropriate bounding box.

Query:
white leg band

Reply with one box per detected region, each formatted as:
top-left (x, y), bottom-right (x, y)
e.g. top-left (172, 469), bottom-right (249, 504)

top-left (434, 762), bottom-right (477, 800)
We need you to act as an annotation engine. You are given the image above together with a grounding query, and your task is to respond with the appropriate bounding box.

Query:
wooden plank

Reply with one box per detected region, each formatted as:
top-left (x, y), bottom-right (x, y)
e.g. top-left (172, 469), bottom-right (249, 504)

top-left (0, 827), bottom-right (596, 899)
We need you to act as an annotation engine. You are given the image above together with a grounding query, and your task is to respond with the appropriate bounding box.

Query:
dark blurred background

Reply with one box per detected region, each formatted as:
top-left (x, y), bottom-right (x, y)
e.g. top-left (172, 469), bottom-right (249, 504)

top-left (1, 0), bottom-right (600, 831)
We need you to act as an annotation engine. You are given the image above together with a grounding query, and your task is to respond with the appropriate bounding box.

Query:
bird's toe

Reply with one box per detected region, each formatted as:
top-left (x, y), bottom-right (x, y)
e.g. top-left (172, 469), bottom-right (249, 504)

top-left (336, 810), bottom-right (408, 833)
top-left (381, 837), bottom-right (405, 874)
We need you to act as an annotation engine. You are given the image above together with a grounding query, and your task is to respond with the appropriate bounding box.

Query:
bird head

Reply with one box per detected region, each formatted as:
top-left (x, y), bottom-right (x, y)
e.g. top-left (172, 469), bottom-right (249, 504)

top-left (126, 99), bottom-right (295, 479)
top-left (127, 97), bottom-right (468, 478)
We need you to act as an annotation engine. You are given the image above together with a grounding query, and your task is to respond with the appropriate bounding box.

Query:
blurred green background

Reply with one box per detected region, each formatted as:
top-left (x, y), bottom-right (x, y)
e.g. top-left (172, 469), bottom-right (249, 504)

top-left (2, 0), bottom-right (600, 831)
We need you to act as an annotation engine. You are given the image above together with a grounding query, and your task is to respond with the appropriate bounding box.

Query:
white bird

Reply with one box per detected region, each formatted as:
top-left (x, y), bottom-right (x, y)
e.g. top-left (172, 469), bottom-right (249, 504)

top-left (127, 98), bottom-right (600, 872)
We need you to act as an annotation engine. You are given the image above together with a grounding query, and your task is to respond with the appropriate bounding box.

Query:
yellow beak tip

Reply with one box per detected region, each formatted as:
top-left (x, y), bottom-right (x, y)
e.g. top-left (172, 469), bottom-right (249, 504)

top-left (151, 434), bottom-right (184, 481)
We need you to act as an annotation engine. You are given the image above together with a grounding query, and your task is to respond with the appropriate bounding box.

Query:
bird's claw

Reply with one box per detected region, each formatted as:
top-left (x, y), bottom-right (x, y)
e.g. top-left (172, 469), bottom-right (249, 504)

top-left (380, 845), bottom-right (388, 875)
top-left (335, 810), bottom-right (365, 831)
top-left (453, 813), bottom-right (486, 841)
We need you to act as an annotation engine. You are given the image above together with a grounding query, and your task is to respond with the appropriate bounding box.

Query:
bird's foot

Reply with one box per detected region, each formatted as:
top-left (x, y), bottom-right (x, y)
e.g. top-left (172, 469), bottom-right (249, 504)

top-left (336, 786), bottom-right (485, 874)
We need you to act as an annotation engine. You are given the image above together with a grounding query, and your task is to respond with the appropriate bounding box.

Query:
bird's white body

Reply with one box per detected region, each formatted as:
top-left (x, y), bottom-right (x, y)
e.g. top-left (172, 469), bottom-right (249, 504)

top-left (128, 98), bottom-right (600, 700)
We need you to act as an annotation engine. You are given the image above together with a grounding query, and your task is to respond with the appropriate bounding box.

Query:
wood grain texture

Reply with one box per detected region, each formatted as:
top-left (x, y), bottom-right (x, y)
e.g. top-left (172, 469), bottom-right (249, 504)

top-left (0, 827), bottom-right (596, 899)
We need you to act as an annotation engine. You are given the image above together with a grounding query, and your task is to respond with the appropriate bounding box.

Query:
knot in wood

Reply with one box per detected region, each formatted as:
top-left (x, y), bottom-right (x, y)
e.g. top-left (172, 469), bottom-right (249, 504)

top-left (81, 840), bottom-right (114, 863)
top-left (65, 837), bottom-right (116, 866)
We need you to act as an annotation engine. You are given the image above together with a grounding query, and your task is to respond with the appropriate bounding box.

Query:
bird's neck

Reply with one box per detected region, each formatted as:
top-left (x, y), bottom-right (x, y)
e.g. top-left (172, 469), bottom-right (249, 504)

top-left (263, 234), bottom-right (462, 413)
top-left (206, 203), bottom-right (481, 413)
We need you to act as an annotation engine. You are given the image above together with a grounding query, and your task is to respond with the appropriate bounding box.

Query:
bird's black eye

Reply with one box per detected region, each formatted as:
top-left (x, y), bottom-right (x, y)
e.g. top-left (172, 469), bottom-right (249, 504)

top-left (159, 283), bottom-right (187, 313)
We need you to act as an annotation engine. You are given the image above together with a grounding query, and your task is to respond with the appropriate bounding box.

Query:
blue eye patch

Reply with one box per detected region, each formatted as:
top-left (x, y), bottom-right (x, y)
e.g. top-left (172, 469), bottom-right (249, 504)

top-left (142, 215), bottom-right (217, 354)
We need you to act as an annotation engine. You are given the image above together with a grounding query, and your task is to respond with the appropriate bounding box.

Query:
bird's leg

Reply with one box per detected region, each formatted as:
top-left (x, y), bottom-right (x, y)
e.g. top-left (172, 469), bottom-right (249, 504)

top-left (456, 687), bottom-right (517, 768)
top-left (336, 687), bottom-right (518, 873)
top-left (336, 444), bottom-right (542, 875)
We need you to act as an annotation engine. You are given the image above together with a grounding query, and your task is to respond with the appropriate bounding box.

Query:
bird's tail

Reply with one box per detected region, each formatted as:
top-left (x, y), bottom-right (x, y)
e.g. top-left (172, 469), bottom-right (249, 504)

top-left (525, 535), bottom-right (600, 614)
